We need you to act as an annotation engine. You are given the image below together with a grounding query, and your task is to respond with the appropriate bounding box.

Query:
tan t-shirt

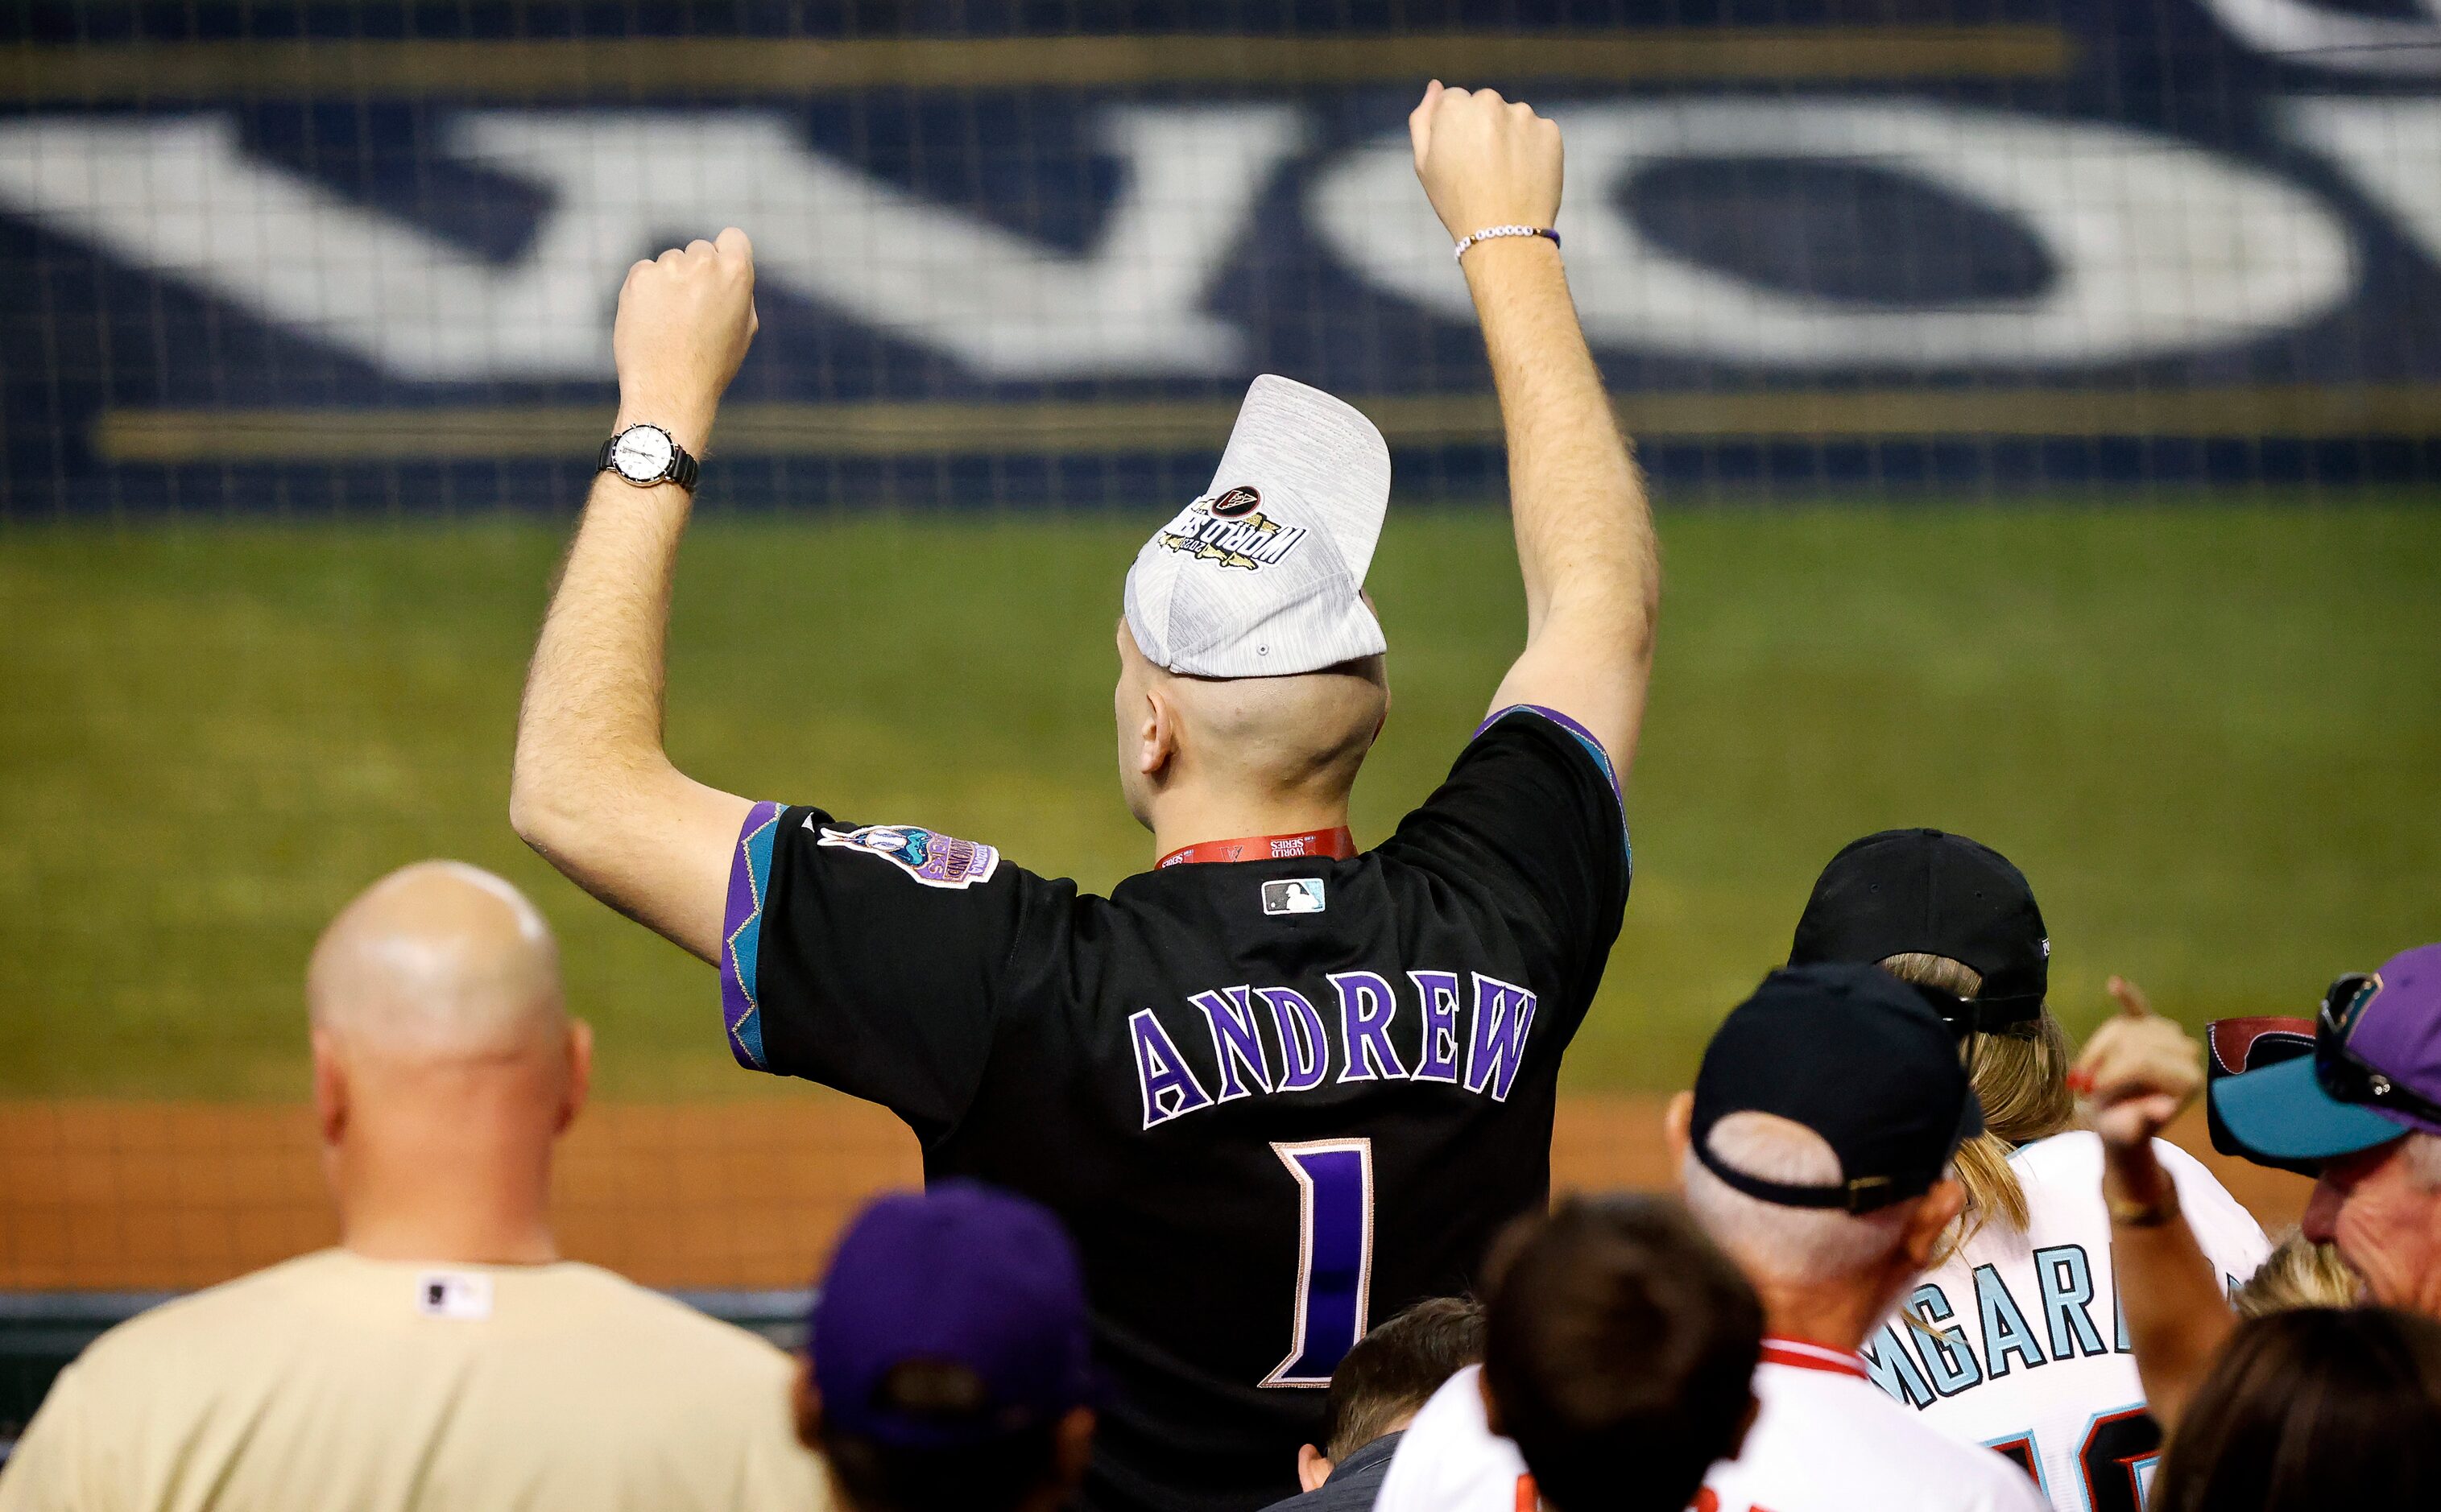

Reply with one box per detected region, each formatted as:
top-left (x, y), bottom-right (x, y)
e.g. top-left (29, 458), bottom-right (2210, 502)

top-left (0, 1250), bottom-right (829, 1512)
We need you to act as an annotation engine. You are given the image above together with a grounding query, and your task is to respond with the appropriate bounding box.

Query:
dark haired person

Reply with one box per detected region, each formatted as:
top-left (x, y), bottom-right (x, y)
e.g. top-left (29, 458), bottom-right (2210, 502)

top-left (795, 1184), bottom-right (1096, 1512)
top-left (2152, 1307), bottom-right (2441, 1511)
top-left (1264, 1299), bottom-right (1486, 1511)
top-left (1374, 1195), bottom-right (1762, 1512)
top-left (1791, 831), bottom-right (2264, 1503)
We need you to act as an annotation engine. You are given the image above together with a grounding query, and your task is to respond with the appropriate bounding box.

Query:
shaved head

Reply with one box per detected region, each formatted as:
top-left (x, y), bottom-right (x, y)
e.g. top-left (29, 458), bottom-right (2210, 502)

top-left (308, 861), bottom-right (564, 1057)
top-left (1114, 619), bottom-right (1388, 828)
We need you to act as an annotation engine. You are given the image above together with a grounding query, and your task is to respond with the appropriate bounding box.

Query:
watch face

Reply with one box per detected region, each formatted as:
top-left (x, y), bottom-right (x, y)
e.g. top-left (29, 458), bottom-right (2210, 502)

top-left (611, 426), bottom-right (675, 482)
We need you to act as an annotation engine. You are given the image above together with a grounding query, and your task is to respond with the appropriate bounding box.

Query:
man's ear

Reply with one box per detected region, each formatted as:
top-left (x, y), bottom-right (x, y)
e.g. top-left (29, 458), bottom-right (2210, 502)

top-left (559, 1018), bottom-right (594, 1134)
top-left (791, 1361), bottom-right (821, 1448)
top-left (1137, 684), bottom-right (1181, 781)
top-left (1297, 1444), bottom-right (1334, 1493)
top-left (1664, 1091), bottom-right (1696, 1182)
top-left (311, 1029), bottom-right (349, 1148)
top-left (1901, 1178), bottom-right (1967, 1270)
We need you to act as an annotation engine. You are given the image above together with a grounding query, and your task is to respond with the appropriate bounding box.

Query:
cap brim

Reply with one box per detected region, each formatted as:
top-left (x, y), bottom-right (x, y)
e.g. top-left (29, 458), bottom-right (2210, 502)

top-left (2208, 1056), bottom-right (2407, 1165)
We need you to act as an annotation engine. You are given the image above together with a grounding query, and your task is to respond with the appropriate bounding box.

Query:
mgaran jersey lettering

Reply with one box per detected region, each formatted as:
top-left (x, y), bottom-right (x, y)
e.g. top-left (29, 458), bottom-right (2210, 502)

top-left (719, 708), bottom-right (1629, 1512)
top-left (1859, 1132), bottom-right (2269, 1512)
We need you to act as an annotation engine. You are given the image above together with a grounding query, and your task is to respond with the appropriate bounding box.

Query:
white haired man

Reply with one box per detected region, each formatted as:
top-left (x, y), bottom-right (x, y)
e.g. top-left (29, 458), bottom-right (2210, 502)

top-left (510, 82), bottom-right (1657, 1512)
top-left (2212, 944), bottom-right (2441, 1316)
top-left (1361, 966), bottom-right (2046, 1512)
top-left (0, 862), bottom-right (824, 1511)
top-left (1667, 965), bottom-right (2050, 1512)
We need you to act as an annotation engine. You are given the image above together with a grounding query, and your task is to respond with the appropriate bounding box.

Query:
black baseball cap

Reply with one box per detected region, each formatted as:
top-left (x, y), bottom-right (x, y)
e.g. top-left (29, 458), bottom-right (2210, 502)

top-left (1789, 828), bottom-right (2050, 1031)
top-left (1692, 963), bottom-right (1984, 1214)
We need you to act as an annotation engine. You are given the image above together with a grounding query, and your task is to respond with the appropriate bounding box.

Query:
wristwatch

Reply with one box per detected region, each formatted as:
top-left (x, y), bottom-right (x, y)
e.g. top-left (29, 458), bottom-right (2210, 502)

top-left (598, 423), bottom-right (699, 491)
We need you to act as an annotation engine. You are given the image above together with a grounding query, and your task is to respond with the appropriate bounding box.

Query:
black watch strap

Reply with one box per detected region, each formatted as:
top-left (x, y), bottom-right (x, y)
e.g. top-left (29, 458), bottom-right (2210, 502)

top-left (596, 430), bottom-right (700, 491)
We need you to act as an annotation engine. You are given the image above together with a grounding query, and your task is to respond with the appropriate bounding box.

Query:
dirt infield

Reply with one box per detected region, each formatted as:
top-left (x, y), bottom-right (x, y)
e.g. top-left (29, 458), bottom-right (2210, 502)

top-left (0, 1097), bottom-right (2314, 1291)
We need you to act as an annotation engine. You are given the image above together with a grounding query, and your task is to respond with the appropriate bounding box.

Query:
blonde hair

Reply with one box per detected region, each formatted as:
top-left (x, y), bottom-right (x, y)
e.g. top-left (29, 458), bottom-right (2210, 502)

top-left (1879, 953), bottom-right (2074, 1246)
top-left (2235, 1230), bottom-right (2364, 1317)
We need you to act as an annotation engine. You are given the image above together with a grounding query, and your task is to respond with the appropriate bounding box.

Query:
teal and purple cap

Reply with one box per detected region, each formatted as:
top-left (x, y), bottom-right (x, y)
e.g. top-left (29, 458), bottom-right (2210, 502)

top-left (809, 1181), bottom-right (1097, 1448)
top-left (2211, 944), bottom-right (2441, 1169)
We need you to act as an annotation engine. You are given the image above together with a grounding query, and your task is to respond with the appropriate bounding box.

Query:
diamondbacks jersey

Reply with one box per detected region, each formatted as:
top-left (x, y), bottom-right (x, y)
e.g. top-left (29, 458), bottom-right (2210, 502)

top-left (1373, 1347), bottom-right (2050, 1512)
top-left (1860, 1132), bottom-right (2269, 1512)
top-left (720, 707), bottom-right (1630, 1512)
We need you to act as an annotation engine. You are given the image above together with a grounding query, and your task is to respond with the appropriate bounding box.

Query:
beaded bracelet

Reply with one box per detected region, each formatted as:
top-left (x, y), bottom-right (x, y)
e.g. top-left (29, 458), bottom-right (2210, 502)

top-left (1453, 225), bottom-right (1562, 262)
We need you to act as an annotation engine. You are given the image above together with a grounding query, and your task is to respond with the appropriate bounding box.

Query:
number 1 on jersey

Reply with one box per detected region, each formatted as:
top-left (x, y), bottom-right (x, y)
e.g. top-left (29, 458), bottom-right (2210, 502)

top-left (1263, 1138), bottom-right (1375, 1387)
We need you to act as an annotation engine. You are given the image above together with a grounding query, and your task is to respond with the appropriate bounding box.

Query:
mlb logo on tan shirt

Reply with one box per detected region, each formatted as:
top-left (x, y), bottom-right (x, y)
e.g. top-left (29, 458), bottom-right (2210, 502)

top-left (417, 1271), bottom-right (494, 1320)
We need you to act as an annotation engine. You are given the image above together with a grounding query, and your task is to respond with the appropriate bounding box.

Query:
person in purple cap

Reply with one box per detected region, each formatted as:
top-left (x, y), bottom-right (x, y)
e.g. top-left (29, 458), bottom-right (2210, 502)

top-left (2211, 944), bottom-right (2441, 1318)
top-left (794, 1182), bottom-right (1099, 1512)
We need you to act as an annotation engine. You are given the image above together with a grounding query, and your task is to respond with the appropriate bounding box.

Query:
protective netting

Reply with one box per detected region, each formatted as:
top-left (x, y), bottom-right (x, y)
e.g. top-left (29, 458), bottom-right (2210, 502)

top-left (2, 0), bottom-right (2436, 516)
top-left (1, 0), bottom-right (2435, 1383)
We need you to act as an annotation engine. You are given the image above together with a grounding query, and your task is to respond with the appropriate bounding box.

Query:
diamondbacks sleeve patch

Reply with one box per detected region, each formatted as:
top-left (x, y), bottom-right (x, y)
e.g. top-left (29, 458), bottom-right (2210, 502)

top-left (813, 819), bottom-right (1001, 890)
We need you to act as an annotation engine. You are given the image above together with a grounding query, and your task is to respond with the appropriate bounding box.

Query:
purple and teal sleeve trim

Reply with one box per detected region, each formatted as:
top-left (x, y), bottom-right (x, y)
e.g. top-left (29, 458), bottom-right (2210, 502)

top-left (1475, 704), bottom-right (1632, 870)
top-left (721, 801), bottom-right (784, 1072)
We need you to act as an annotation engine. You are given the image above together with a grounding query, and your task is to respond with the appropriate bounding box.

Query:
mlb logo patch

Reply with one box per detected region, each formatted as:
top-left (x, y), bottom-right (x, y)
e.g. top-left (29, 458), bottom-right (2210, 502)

top-left (416, 1270), bottom-right (493, 1320)
top-left (1262, 878), bottom-right (1326, 915)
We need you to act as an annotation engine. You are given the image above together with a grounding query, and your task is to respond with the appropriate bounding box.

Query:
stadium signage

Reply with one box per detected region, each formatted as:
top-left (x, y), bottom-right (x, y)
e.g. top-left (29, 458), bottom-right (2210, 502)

top-left (0, 4), bottom-right (2436, 506)
top-left (0, 97), bottom-right (2431, 382)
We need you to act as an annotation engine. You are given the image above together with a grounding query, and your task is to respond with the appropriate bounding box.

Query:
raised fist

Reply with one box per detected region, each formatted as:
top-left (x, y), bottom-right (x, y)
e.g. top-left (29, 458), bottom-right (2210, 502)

top-left (613, 227), bottom-right (759, 449)
top-left (2072, 977), bottom-right (2207, 1152)
top-left (1409, 81), bottom-right (1563, 245)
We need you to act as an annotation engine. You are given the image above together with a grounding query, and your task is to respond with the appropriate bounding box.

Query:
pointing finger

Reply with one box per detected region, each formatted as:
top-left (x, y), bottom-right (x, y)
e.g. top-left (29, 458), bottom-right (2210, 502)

top-left (2108, 975), bottom-right (2153, 1018)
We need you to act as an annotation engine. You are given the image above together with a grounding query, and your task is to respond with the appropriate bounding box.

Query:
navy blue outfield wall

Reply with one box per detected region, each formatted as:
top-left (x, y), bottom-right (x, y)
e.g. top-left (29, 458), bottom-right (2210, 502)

top-left (1, 1), bottom-right (2438, 511)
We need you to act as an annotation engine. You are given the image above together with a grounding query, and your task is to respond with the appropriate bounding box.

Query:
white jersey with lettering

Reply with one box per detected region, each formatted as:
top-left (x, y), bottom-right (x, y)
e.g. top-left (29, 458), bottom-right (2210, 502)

top-left (1372, 1349), bottom-right (2049, 1512)
top-left (1859, 1132), bottom-right (2270, 1512)
top-left (1698, 1340), bottom-right (2053, 1512)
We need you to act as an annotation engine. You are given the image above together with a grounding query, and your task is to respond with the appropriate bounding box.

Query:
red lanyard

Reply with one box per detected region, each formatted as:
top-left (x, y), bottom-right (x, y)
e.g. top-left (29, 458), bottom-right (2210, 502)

top-left (1156, 827), bottom-right (1357, 868)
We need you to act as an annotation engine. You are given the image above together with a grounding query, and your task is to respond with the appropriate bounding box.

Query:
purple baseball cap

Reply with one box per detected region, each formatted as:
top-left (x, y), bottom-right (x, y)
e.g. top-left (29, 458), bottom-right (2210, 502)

top-left (2212, 944), bottom-right (2441, 1167)
top-left (809, 1181), bottom-right (1096, 1448)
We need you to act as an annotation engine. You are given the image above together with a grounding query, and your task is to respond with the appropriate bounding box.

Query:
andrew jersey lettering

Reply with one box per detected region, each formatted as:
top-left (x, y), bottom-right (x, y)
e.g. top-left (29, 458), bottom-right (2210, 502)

top-left (719, 708), bottom-right (1631, 1512)
top-left (1860, 1132), bottom-right (2269, 1512)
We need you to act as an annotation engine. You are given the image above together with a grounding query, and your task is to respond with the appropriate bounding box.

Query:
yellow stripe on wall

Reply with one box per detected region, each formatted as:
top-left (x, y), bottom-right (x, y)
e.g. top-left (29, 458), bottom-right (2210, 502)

top-left (91, 386), bottom-right (2441, 465)
top-left (0, 28), bottom-right (2072, 102)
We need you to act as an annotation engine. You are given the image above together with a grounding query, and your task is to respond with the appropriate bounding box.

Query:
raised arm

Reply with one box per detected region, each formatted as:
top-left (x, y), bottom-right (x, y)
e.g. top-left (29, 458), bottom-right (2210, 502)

top-left (1410, 83), bottom-right (1659, 773)
top-left (509, 229), bottom-right (760, 963)
top-left (2072, 977), bottom-right (2235, 1433)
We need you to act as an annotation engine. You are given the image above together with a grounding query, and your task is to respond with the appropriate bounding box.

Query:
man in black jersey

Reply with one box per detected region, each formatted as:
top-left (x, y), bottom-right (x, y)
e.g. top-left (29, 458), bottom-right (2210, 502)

top-left (511, 81), bottom-right (1657, 1512)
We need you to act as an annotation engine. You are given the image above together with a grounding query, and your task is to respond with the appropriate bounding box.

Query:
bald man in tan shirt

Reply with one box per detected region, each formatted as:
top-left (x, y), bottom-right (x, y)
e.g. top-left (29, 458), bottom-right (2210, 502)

top-left (0, 862), bottom-right (827, 1512)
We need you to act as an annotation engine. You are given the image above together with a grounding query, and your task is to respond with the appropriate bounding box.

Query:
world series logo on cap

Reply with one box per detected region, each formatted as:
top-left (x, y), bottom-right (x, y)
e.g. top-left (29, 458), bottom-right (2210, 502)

top-left (1154, 485), bottom-right (1307, 572)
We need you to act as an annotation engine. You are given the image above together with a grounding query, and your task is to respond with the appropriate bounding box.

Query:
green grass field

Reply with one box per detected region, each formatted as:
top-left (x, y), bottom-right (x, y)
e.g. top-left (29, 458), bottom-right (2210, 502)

top-left (4, 503), bottom-right (2436, 1101)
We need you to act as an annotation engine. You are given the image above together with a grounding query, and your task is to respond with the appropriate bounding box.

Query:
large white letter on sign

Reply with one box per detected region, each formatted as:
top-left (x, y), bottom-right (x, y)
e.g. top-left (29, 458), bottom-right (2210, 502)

top-left (1309, 98), bottom-right (2356, 370)
top-left (2282, 97), bottom-right (2441, 271)
top-left (0, 106), bottom-right (1301, 383)
top-left (454, 105), bottom-right (1301, 381)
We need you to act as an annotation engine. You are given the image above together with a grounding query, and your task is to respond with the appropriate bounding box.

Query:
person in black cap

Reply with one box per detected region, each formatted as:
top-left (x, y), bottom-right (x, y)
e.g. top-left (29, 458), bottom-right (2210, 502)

top-left (1790, 830), bottom-right (2266, 1511)
top-left (1790, 828), bottom-right (2070, 1240)
top-left (1666, 963), bottom-right (2046, 1512)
